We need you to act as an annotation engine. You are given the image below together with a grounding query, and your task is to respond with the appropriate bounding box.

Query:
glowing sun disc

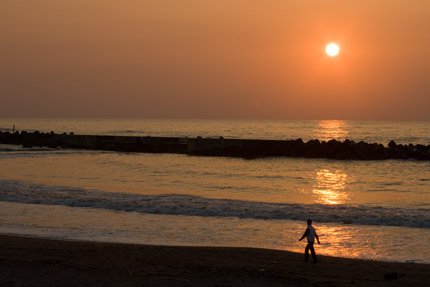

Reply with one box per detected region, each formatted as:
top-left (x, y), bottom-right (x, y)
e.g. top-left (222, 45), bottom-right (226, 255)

top-left (326, 43), bottom-right (339, 56)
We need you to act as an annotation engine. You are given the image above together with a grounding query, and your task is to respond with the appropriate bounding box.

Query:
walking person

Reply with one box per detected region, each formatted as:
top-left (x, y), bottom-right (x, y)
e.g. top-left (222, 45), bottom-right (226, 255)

top-left (298, 219), bottom-right (320, 263)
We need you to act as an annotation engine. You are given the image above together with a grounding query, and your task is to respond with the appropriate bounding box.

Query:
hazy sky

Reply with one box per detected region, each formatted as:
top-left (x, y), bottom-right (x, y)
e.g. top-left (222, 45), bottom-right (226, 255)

top-left (1, 1), bottom-right (429, 120)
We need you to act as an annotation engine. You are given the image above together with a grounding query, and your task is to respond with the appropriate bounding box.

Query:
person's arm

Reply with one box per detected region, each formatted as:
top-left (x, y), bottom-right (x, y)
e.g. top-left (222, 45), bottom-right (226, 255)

top-left (298, 228), bottom-right (309, 241)
top-left (315, 233), bottom-right (320, 244)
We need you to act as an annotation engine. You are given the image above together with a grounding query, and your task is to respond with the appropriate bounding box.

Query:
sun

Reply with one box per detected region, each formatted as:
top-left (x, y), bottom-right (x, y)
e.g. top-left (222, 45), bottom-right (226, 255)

top-left (325, 43), bottom-right (339, 57)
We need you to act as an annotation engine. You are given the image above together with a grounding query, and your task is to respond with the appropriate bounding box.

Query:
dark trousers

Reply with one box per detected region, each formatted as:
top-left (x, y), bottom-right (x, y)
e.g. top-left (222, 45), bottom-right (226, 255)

top-left (304, 242), bottom-right (317, 262)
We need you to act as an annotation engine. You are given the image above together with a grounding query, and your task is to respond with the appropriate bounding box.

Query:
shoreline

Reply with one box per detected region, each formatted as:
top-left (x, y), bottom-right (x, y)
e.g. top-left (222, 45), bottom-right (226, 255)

top-left (1, 234), bottom-right (429, 286)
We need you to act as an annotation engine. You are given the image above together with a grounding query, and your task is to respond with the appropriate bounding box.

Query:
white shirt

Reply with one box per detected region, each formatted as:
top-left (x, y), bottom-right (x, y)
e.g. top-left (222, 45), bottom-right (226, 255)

top-left (307, 225), bottom-right (317, 243)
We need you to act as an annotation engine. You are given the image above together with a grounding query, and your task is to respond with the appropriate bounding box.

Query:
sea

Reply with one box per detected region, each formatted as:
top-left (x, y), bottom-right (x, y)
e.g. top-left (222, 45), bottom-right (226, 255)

top-left (0, 119), bottom-right (429, 263)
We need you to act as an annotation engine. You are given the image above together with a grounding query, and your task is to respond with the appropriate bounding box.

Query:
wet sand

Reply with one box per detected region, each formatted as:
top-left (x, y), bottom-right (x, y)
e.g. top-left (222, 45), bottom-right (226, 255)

top-left (0, 234), bottom-right (428, 287)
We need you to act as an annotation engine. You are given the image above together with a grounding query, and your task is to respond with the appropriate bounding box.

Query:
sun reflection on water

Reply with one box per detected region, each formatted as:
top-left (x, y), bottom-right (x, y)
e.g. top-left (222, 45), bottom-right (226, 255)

top-left (315, 120), bottom-right (349, 142)
top-left (317, 226), bottom-right (362, 259)
top-left (312, 169), bottom-right (349, 205)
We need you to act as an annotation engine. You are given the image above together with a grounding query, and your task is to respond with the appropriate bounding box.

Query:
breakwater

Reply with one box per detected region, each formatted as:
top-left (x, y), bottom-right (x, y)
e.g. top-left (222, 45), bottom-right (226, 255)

top-left (1, 130), bottom-right (429, 160)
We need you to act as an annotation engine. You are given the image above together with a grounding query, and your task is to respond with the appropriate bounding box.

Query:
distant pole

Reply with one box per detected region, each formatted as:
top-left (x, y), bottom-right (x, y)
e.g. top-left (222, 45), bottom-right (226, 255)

top-left (12, 125), bottom-right (15, 133)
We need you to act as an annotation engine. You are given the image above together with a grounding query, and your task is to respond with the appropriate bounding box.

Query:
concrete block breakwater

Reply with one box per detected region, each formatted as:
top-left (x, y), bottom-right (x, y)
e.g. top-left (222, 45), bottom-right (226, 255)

top-left (1, 130), bottom-right (429, 160)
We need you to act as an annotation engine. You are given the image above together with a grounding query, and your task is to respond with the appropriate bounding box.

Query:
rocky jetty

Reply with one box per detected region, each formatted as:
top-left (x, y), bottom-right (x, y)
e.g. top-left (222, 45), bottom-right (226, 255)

top-left (1, 130), bottom-right (429, 161)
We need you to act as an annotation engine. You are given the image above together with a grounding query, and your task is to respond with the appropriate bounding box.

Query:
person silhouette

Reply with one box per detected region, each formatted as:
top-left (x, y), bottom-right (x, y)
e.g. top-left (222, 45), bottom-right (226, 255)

top-left (298, 219), bottom-right (320, 263)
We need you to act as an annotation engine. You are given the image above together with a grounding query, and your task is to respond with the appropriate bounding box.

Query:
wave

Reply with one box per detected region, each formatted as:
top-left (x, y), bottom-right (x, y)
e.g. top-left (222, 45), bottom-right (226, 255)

top-left (0, 144), bottom-right (115, 159)
top-left (0, 145), bottom-right (61, 159)
top-left (0, 146), bottom-right (56, 152)
top-left (0, 179), bottom-right (428, 228)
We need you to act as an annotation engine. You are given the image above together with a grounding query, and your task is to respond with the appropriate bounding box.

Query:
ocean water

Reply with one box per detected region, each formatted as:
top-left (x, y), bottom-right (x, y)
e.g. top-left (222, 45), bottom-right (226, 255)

top-left (0, 119), bottom-right (429, 263)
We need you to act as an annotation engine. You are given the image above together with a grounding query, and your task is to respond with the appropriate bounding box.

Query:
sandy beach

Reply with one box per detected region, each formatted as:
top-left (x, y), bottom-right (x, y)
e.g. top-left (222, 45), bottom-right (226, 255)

top-left (0, 234), bottom-right (428, 287)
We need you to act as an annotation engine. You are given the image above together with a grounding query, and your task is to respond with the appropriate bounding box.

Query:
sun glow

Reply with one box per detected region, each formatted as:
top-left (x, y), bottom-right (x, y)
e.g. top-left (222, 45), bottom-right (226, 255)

top-left (325, 43), bottom-right (339, 57)
top-left (312, 169), bottom-right (349, 205)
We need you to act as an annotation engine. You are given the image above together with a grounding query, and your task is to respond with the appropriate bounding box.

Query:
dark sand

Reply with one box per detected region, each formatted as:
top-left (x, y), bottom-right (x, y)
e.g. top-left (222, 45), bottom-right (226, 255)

top-left (0, 235), bottom-right (428, 287)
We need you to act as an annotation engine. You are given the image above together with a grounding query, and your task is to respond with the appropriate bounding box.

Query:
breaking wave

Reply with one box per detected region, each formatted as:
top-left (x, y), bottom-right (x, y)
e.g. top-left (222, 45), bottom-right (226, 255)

top-left (0, 179), bottom-right (428, 228)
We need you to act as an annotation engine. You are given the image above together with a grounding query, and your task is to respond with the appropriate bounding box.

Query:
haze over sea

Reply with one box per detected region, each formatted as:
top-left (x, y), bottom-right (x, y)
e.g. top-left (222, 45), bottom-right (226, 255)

top-left (0, 119), bottom-right (429, 263)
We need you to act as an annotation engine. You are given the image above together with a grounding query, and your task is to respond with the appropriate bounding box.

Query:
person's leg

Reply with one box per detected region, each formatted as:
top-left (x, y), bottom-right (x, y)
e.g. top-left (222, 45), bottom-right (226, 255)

top-left (304, 243), bottom-right (310, 261)
top-left (309, 243), bottom-right (317, 263)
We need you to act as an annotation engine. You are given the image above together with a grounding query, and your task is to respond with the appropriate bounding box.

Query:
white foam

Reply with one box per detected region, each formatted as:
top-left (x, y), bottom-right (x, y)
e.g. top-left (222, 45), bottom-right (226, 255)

top-left (0, 179), bottom-right (428, 228)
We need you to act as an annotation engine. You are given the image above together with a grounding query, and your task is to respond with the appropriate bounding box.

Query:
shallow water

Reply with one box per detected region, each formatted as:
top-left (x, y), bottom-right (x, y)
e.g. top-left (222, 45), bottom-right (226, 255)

top-left (1, 202), bottom-right (429, 263)
top-left (0, 119), bottom-right (429, 263)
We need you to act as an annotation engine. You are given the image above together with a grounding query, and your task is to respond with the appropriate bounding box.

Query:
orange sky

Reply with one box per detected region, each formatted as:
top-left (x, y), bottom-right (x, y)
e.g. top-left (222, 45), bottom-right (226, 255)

top-left (1, 1), bottom-right (429, 120)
